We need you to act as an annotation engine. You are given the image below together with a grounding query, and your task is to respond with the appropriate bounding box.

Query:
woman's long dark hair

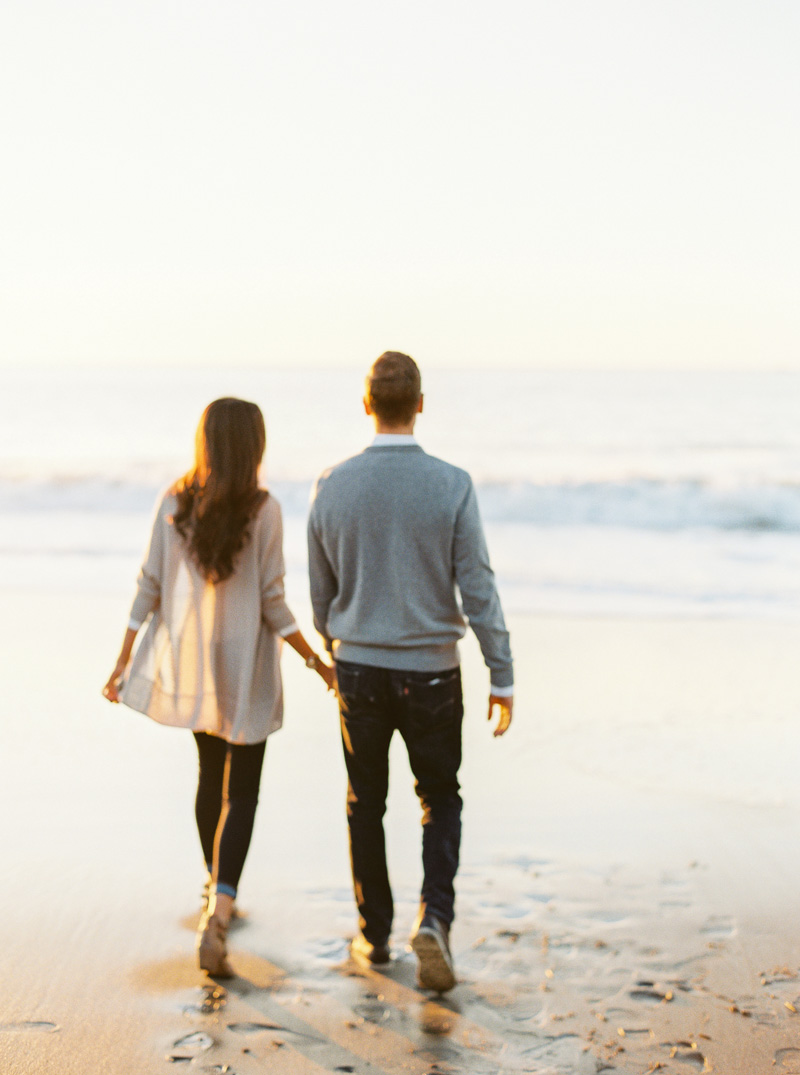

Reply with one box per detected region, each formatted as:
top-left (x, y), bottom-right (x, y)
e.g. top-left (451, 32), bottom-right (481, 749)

top-left (171, 398), bottom-right (267, 584)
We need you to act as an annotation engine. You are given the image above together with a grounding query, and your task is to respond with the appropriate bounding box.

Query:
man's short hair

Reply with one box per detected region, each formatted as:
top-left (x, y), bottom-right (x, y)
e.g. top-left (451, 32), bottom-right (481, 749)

top-left (366, 352), bottom-right (422, 426)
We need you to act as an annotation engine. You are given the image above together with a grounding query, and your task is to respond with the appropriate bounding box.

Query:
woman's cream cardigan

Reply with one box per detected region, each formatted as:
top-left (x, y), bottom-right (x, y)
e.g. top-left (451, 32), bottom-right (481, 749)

top-left (122, 491), bottom-right (298, 744)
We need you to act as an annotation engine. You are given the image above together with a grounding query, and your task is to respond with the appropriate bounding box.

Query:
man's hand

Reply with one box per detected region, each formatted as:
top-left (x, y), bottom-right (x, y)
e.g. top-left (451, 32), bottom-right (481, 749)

top-left (488, 694), bottom-right (513, 737)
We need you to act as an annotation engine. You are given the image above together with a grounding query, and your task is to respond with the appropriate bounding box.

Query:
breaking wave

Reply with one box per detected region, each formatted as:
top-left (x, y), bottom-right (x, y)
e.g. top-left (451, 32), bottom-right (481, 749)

top-left (2, 474), bottom-right (799, 532)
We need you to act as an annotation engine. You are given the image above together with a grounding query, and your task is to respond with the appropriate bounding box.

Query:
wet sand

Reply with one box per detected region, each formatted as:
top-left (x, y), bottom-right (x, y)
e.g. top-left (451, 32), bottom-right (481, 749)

top-left (2, 593), bottom-right (800, 1073)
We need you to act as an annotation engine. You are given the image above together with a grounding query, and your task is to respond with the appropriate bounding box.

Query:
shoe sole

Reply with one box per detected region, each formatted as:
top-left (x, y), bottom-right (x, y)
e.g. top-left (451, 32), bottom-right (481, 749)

top-left (411, 929), bottom-right (456, 992)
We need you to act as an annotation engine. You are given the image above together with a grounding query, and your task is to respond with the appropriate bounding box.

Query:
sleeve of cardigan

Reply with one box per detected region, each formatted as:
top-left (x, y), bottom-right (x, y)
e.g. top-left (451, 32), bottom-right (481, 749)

top-left (259, 498), bottom-right (298, 636)
top-left (128, 495), bottom-right (167, 627)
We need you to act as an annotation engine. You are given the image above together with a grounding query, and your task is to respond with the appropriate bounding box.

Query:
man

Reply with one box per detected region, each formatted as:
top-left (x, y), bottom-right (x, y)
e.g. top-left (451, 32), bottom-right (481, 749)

top-left (308, 351), bottom-right (513, 993)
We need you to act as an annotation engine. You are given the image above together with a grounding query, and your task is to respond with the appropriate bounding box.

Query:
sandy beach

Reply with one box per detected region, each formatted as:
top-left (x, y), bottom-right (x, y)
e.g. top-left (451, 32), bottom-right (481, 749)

top-left (4, 0), bottom-right (800, 1061)
top-left (2, 592), bottom-right (800, 1073)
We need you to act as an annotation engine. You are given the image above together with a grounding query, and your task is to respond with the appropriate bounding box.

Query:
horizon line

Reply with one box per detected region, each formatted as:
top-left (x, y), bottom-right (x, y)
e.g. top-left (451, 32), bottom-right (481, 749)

top-left (3, 359), bottom-right (798, 376)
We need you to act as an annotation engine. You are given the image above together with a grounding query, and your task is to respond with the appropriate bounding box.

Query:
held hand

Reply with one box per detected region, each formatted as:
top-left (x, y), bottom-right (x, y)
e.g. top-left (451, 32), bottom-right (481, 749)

top-left (488, 693), bottom-right (513, 737)
top-left (316, 660), bottom-right (337, 693)
top-left (102, 659), bottom-right (128, 703)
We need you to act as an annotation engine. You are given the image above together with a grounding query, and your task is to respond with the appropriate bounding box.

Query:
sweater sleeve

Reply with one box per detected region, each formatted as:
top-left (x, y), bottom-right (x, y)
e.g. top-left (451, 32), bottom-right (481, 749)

top-left (128, 497), bottom-right (167, 627)
top-left (307, 485), bottom-right (337, 651)
top-left (258, 498), bottom-right (297, 636)
top-left (452, 478), bottom-right (514, 690)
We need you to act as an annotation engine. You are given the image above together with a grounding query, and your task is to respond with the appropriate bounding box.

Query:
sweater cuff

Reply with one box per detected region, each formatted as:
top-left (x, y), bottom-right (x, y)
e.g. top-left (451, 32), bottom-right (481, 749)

top-left (277, 621), bottom-right (299, 638)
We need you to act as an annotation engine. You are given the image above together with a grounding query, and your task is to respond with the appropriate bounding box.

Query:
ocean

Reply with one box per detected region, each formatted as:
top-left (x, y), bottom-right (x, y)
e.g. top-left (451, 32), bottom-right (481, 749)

top-left (2, 364), bottom-right (799, 619)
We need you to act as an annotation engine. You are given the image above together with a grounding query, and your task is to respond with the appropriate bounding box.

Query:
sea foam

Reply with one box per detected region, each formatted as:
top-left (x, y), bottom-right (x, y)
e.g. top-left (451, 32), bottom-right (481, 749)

top-left (3, 474), bottom-right (799, 533)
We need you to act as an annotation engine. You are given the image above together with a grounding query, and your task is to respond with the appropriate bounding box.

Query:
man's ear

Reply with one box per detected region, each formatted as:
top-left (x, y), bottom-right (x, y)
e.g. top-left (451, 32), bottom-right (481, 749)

top-left (417, 394), bottom-right (424, 414)
top-left (363, 397), bottom-right (373, 416)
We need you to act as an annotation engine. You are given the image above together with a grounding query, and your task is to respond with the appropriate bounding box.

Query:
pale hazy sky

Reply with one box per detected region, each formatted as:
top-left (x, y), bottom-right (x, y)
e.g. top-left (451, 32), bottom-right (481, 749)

top-left (2, 1), bottom-right (799, 370)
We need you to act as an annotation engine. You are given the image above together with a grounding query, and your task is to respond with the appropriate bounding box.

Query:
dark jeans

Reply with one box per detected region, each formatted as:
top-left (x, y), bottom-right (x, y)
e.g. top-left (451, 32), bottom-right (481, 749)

top-left (193, 732), bottom-right (266, 898)
top-left (336, 660), bottom-right (464, 945)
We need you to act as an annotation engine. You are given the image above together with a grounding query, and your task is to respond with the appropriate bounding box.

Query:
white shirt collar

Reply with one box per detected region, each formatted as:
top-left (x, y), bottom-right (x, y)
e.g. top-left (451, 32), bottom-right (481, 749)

top-left (370, 434), bottom-right (419, 446)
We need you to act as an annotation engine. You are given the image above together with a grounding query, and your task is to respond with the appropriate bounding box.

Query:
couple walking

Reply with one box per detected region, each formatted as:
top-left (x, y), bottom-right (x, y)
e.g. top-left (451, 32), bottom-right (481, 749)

top-left (102, 351), bottom-right (514, 993)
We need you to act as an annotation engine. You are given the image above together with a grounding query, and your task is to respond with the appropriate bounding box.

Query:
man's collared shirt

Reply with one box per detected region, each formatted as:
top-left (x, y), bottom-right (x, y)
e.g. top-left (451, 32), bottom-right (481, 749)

top-left (370, 434), bottom-right (418, 446)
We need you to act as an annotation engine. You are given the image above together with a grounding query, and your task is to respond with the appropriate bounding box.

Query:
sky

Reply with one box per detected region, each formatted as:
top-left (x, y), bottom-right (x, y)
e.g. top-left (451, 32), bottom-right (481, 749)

top-left (1, 0), bottom-right (799, 371)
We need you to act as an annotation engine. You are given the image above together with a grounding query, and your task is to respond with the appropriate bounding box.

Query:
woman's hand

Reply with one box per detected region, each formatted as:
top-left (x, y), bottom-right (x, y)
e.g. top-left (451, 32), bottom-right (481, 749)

top-left (316, 659), bottom-right (337, 693)
top-left (282, 629), bottom-right (337, 693)
top-left (102, 659), bottom-right (128, 703)
top-left (102, 627), bottom-right (138, 703)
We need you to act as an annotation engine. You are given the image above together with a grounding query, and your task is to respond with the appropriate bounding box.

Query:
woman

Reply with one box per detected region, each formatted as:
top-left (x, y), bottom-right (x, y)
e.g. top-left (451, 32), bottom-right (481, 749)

top-left (102, 397), bottom-right (333, 977)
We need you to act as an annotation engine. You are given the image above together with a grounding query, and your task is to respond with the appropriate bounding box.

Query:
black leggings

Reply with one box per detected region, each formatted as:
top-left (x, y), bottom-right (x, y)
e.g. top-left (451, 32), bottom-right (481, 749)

top-left (193, 732), bottom-right (266, 898)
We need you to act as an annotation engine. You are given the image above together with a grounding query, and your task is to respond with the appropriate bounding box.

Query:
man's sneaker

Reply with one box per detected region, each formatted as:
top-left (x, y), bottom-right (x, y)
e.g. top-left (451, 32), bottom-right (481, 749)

top-left (410, 914), bottom-right (456, 992)
top-left (350, 933), bottom-right (391, 965)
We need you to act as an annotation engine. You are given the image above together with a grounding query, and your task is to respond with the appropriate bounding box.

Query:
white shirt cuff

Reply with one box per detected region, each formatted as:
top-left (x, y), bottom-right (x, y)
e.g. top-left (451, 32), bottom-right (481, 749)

top-left (128, 618), bottom-right (143, 631)
top-left (490, 683), bottom-right (514, 697)
top-left (277, 622), bottom-right (299, 638)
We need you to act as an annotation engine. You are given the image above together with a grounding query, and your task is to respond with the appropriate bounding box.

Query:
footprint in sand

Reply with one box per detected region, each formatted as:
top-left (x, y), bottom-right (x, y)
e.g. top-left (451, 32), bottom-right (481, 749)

top-left (660, 871), bottom-right (689, 886)
top-left (629, 980), bottom-right (675, 1004)
top-left (352, 1000), bottom-right (392, 1025)
top-left (775, 1046), bottom-right (800, 1070)
top-left (585, 909), bottom-right (631, 924)
top-left (308, 937), bottom-right (351, 962)
top-left (0, 1021), bottom-right (59, 1033)
top-left (658, 874), bottom-right (692, 908)
top-left (700, 914), bottom-right (736, 939)
top-left (667, 1043), bottom-right (707, 1070)
top-left (604, 1006), bottom-right (640, 1025)
top-left (518, 1032), bottom-right (584, 1065)
top-left (526, 891), bottom-right (555, 904)
top-left (228, 1021), bottom-right (325, 1048)
top-left (167, 1030), bottom-right (214, 1062)
top-left (478, 901), bottom-right (533, 919)
top-left (228, 1021), bottom-right (285, 1034)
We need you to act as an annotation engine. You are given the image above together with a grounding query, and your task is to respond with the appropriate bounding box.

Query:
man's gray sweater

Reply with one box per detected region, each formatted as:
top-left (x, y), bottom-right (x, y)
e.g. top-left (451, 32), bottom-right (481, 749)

top-left (307, 443), bottom-right (513, 690)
